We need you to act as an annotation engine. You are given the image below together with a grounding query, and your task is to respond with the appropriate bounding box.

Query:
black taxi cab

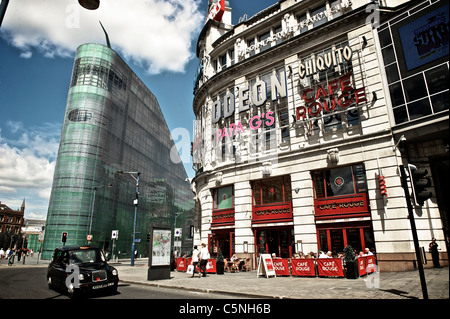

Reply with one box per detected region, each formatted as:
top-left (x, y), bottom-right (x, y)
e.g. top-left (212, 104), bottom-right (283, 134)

top-left (47, 246), bottom-right (119, 298)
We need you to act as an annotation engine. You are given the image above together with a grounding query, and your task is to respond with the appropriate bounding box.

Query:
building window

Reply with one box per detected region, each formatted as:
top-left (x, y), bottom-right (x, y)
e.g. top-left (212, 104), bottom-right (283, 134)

top-left (71, 57), bottom-right (127, 93)
top-left (274, 25), bottom-right (283, 45)
top-left (220, 54), bottom-right (227, 70)
top-left (297, 13), bottom-right (309, 33)
top-left (312, 164), bottom-right (367, 199)
top-left (377, 1), bottom-right (449, 125)
top-left (229, 49), bottom-right (235, 66)
top-left (213, 185), bottom-right (234, 211)
top-left (312, 164), bottom-right (370, 221)
top-left (247, 38), bottom-right (255, 57)
top-left (258, 31), bottom-right (271, 53)
top-left (68, 109), bottom-right (92, 122)
top-left (310, 4), bottom-right (328, 28)
top-left (252, 175), bottom-right (292, 206)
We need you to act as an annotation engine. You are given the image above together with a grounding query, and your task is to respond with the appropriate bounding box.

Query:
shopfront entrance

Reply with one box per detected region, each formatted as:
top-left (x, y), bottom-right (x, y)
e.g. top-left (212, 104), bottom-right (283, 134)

top-left (210, 230), bottom-right (234, 259)
top-left (254, 227), bottom-right (294, 258)
top-left (312, 163), bottom-right (375, 256)
top-left (317, 222), bottom-right (375, 255)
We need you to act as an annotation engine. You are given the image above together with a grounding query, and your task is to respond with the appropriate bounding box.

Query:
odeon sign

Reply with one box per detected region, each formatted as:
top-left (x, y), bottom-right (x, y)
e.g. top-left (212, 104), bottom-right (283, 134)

top-left (212, 71), bottom-right (287, 142)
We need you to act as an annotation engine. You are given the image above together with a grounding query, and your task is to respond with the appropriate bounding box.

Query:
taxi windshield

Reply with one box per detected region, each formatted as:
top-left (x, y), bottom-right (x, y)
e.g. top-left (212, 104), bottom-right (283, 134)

top-left (69, 249), bottom-right (105, 264)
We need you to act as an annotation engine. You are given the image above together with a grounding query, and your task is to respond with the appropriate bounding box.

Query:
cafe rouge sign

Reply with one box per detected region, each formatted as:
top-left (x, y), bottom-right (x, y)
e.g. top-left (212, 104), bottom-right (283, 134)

top-left (315, 193), bottom-right (370, 220)
top-left (211, 203), bottom-right (293, 226)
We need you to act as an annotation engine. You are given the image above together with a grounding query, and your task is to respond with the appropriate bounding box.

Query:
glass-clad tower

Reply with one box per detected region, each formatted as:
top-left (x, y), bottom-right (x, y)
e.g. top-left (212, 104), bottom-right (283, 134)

top-left (42, 44), bottom-right (193, 259)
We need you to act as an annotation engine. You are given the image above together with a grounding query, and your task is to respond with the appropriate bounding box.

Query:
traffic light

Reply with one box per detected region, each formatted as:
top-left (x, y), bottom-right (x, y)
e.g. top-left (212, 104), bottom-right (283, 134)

top-left (408, 164), bottom-right (432, 206)
top-left (61, 232), bottom-right (68, 245)
top-left (377, 174), bottom-right (387, 197)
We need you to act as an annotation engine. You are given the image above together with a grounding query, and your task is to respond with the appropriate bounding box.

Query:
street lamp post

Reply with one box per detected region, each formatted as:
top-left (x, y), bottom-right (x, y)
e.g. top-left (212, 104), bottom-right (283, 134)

top-left (173, 212), bottom-right (181, 256)
top-left (117, 170), bottom-right (140, 266)
top-left (89, 184), bottom-right (112, 243)
top-left (78, 0), bottom-right (100, 10)
top-left (0, 0), bottom-right (10, 28)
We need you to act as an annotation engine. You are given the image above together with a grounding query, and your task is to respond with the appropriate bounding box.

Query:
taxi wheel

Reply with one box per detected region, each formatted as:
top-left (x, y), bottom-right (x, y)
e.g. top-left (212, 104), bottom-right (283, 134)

top-left (67, 284), bottom-right (79, 299)
top-left (47, 276), bottom-right (54, 289)
top-left (109, 283), bottom-right (118, 294)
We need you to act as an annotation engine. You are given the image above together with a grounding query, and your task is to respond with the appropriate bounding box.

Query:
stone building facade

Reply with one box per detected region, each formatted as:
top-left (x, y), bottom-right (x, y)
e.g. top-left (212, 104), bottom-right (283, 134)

top-left (191, 0), bottom-right (448, 271)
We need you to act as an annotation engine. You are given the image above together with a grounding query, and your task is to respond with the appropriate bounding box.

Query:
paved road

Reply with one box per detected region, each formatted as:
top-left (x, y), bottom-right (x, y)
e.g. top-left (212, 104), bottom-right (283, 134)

top-left (0, 265), bottom-right (248, 299)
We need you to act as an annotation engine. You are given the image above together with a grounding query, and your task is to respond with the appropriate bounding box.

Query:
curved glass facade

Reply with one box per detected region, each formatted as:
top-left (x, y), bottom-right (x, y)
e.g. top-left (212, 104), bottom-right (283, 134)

top-left (42, 44), bottom-right (193, 259)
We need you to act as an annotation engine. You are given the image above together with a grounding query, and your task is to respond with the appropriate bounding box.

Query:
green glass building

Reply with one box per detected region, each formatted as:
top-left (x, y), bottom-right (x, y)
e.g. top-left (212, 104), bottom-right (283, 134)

top-left (42, 44), bottom-right (193, 259)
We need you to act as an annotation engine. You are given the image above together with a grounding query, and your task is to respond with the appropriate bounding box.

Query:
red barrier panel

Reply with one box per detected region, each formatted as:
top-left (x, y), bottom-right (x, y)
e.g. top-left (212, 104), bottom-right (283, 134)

top-left (357, 256), bottom-right (377, 276)
top-left (317, 258), bottom-right (344, 277)
top-left (273, 258), bottom-right (290, 276)
top-left (206, 258), bottom-right (216, 273)
top-left (291, 259), bottom-right (316, 277)
top-left (358, 257), bottom-right (366, 276)
top-left (366, 255), bottom-right (376, 274)
top-left (176, 257), bottom-right (187, 271)
top-left (186, 258), bottom-right (201, 273)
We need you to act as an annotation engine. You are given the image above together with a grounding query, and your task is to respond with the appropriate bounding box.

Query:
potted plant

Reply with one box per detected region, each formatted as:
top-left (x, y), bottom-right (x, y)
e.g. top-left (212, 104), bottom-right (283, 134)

top-left (216, 249), bottom-right (225, 275)
top-left (343, 245), bottom-right (359, 279)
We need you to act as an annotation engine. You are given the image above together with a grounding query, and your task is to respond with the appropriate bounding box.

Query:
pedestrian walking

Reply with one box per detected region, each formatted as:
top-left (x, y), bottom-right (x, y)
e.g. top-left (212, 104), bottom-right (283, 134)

top-left (0, 248), bottom-right (4, 259)
top-left (7, 249), bottom-right (15, 266)
top-left (191, 245), bottom-right (200, 278)
top-left (429, 238), bottom-right (442, 268)
top-left (17, 248), bottom-right (22, 262)
top-left (199, 243), bottom-right (209, 277)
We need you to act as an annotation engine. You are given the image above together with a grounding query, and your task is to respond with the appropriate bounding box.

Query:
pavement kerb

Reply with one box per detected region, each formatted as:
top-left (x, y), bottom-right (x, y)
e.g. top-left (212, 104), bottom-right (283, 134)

top-left (118, 278), bottom-right (281, 299)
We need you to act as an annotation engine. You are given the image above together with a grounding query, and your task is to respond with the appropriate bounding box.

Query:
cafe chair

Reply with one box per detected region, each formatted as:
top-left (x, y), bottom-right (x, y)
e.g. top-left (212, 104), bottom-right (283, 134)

top-left (223, 258), bottom-right (230, 272)
top-left (231, 260), bottom-right (239, 272)
top-left (242, 258), bottom-right (251, 272)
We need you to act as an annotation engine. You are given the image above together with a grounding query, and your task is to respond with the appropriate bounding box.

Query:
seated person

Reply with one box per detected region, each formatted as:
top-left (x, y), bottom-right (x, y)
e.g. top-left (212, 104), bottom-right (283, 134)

top-left (230, 254), bottom-right (239, 272)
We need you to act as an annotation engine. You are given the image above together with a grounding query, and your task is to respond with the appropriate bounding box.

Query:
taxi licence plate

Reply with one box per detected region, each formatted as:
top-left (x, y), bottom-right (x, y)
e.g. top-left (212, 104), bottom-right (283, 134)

top-left (92, 282), bottom-right (114, 290)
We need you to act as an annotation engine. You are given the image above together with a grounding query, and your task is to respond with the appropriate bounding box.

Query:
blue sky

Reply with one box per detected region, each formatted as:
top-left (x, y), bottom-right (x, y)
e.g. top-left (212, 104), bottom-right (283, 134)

top-left (0, 0), bottom-right (278, 219)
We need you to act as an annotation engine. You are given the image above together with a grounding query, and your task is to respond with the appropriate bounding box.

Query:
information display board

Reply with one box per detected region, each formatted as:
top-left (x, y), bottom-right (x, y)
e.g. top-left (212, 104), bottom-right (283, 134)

top-left (257, 254), bottom-right (276, 278)
top-left (151, 229), bottom-right (171, 266)
top-left (148, 227), bottom-right (171, 281)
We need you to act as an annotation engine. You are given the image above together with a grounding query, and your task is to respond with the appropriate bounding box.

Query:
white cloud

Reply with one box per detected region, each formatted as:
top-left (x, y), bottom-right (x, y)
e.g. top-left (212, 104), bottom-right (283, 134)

top-left (0, 142), bottom-right (56, 190)
top-left (1, 0), bottom-right (204, 74)
top-left (5, 121), bottom-right (61, 160)
top-left (0, 122), bottom-right (60, 219)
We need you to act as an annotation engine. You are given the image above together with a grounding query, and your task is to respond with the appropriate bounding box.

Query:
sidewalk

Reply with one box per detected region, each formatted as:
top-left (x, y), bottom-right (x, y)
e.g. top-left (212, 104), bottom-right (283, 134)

top-left (113, 259), bottom-right (449, 299)
top-left (2, 256), bottom-right (447, 299)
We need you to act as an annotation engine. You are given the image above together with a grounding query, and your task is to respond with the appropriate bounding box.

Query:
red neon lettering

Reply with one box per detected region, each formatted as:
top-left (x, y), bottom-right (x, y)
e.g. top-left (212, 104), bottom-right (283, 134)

top-left (323, 99), bottom-right (337, 112)
top-left (296, 106), bottom-right (306, 120)
top-left (308, 102), bottom-right (322, 116)
top-left (302, 89), bottom-right (314, 103)
top-left (338, 93), bottom-right (353, 108)
top-left (315, 85), bottom-right (328, 100)
top-left (340, 73), bottom-right (353, 92)
top-left (355, 87), bottom-right (367, 104)
top-left (328, 79), bottom-right (339, 95)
